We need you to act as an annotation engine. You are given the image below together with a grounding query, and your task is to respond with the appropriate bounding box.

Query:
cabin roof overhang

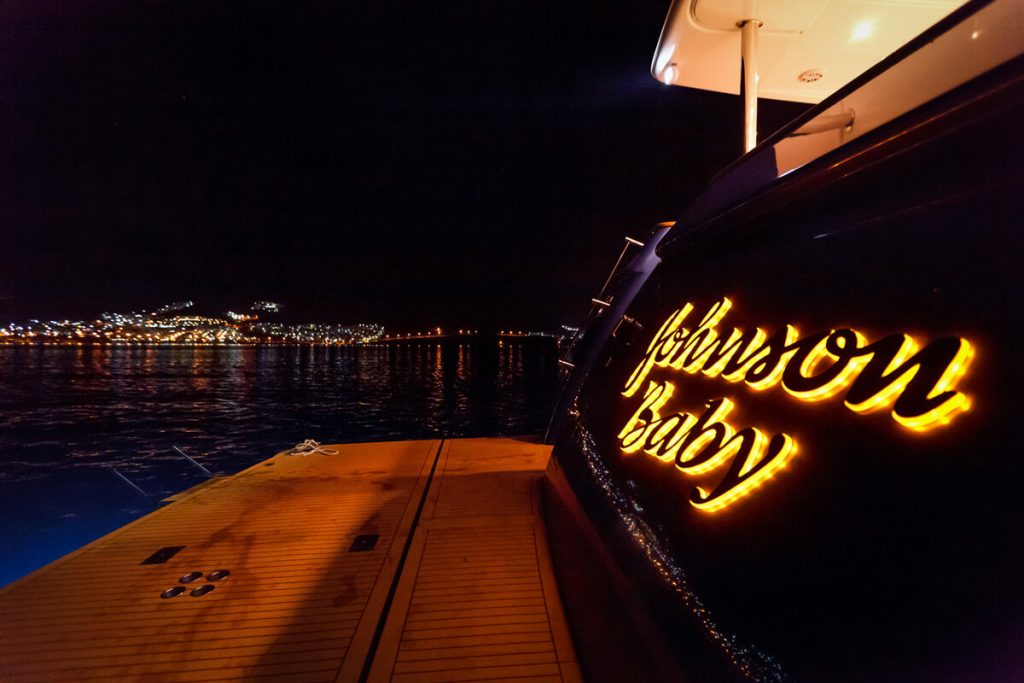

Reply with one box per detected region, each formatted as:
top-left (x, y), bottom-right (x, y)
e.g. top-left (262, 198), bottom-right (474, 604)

top-left (653, 0), bottom-right (967, 103)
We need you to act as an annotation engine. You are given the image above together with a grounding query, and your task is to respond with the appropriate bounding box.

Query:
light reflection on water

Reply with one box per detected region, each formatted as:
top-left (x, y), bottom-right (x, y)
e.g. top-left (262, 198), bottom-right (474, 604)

top-left (0, 341), bottom-right (557, 585)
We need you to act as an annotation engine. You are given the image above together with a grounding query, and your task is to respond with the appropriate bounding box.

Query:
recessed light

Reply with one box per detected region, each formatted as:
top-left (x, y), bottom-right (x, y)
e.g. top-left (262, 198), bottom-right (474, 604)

top-left (850, 19), bottom-right (875, 43)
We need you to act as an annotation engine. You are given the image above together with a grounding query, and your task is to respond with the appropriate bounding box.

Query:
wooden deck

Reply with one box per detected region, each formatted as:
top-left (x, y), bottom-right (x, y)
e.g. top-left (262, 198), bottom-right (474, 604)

top-left (0, 438), bottom-right (582, 683)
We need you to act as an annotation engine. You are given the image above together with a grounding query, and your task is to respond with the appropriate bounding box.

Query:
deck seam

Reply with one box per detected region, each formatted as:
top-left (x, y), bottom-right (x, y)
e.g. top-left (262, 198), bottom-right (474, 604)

top-left (355, 438), bottom-right (446, 683)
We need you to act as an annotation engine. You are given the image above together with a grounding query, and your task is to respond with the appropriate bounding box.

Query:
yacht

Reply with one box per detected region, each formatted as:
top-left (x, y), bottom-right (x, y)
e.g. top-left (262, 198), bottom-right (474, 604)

top-left (547, 0), bottom-right (1024, 680)
top-left (0, 1), bottom-right (1020, 680)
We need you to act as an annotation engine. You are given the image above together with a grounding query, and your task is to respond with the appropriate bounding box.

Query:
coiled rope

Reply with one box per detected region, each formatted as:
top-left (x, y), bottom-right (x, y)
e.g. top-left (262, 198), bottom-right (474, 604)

top-left (286, 439), bottom-right (338, 456)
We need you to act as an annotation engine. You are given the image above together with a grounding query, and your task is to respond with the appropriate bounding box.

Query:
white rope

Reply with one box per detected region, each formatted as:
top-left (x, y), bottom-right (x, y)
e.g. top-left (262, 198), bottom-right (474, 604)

top-left (286, 439), bottom-right (338, 456)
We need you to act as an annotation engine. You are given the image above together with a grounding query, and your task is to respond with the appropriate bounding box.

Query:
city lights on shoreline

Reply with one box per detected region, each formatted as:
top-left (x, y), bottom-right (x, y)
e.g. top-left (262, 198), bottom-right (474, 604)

top-left (0, 301), bottom-right (565, 347)
top-left (0, 301), bottom-right (384, 346)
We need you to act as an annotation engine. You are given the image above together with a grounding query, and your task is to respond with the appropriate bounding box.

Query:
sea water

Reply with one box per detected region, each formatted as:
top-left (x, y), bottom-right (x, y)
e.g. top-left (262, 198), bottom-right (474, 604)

top-left (0, 341), bottom-right (558, 586)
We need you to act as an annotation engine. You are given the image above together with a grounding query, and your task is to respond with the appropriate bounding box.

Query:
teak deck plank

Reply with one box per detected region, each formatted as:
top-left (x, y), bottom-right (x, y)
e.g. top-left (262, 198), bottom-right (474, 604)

top-left (0, 439), bottom-right (438, 682)
top-left (365, 437), bottom-right (582, 683)
top-left (0, 438), bottom-right (583, 682)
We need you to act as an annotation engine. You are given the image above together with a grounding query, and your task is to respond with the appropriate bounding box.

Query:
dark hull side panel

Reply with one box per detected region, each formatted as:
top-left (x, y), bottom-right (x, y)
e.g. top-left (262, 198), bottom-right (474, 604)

top-left (550, 54), bottom-right (1024, 683)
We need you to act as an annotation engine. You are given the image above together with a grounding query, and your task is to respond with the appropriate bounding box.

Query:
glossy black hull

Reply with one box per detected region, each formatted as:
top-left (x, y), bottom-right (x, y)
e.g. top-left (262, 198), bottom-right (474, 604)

top-left (547, 8), bottom-right (1024, 680)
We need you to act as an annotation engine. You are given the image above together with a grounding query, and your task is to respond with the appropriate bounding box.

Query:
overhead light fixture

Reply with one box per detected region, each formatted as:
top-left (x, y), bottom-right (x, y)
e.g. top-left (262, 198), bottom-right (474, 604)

top-left (850, 19), bottom-right (875, 43)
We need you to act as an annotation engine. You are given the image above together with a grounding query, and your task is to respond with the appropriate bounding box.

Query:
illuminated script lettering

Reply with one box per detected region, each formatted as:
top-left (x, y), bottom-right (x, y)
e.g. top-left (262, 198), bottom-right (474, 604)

top-left (619, 297), bottom-right (973, 512)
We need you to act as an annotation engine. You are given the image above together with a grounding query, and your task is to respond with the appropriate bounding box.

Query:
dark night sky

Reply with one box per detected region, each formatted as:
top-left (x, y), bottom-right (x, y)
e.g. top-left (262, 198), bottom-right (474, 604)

top-left (0, 1), bottom-right (806, 329)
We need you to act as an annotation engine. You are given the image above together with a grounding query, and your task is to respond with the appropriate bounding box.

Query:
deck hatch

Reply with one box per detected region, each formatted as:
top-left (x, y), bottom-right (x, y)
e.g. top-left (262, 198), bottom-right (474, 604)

top-left (349, 534), bottom-right (380, 552)
top-left (141, 545), bottom-right (185, 565)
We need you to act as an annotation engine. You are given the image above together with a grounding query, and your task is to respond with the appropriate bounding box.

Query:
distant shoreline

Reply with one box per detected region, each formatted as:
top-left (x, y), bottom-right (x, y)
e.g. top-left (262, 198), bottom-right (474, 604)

top-left (0, 335), bottom-right (558, 348)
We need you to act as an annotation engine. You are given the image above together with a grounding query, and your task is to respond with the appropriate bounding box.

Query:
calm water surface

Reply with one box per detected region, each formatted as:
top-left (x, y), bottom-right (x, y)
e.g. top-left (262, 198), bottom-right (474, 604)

top-left (0, 341), bottom-right (558, 586)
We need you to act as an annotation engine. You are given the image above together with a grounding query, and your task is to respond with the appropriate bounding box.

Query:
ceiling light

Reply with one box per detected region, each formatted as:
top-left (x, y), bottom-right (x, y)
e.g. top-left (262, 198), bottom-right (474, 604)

top-left (850, 19), bottom-right (875, 43)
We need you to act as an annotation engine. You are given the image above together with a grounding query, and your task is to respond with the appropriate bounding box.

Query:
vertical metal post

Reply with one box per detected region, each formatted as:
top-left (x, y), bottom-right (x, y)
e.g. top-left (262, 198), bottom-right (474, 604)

top-left (740, 19), bottom-right (761, 153)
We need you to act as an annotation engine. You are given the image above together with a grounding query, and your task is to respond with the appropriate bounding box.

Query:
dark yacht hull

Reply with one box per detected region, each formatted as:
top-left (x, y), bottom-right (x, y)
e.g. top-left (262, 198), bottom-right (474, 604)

top-left (548, 15), bottom-right (1024, 683)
